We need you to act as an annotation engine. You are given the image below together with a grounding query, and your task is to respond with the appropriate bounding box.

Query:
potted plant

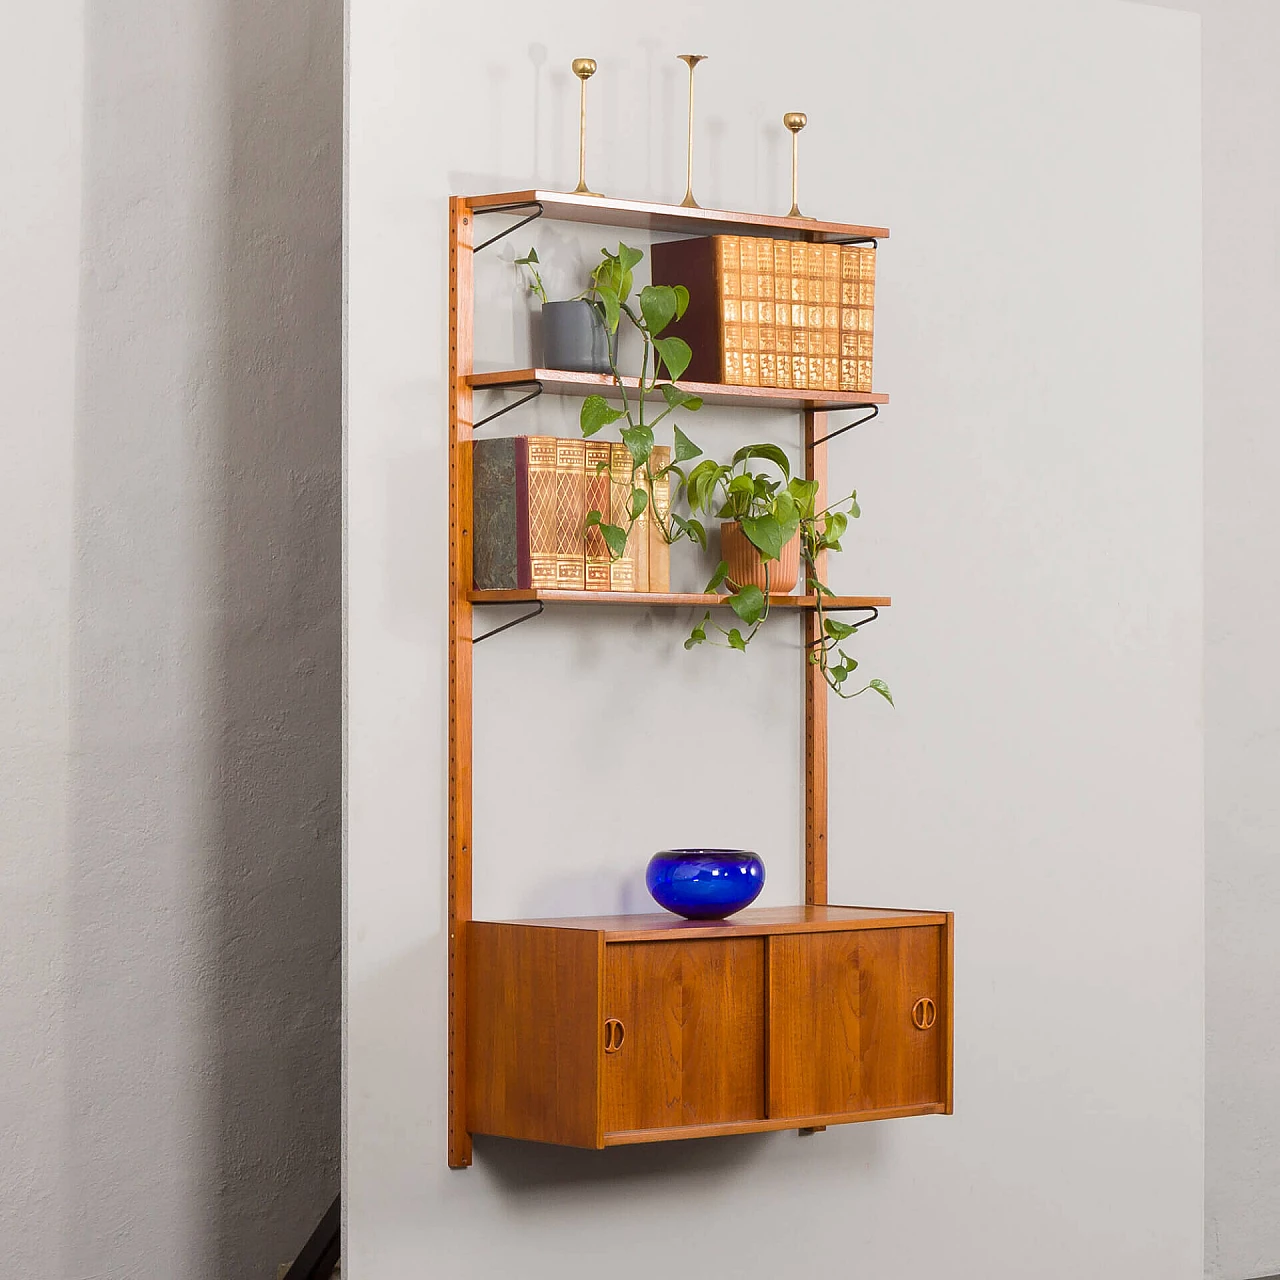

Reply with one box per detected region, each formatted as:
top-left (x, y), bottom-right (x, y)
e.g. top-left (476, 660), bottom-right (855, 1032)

top-left (683, 445), bottom-right (893, 704)
top-left (573, 243), bottom-right (709, 559)
top-left (516, 247), bottom-right (614, 375)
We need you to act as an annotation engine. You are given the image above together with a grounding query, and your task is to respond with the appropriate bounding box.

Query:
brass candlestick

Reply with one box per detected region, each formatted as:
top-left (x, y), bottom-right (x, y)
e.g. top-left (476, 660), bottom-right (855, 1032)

top-left (783, 112), bottom-right (814, 219)
top-left (571, 58), bottom-right (601, 196)
top-left (677, 54), bottom-right (708, 208)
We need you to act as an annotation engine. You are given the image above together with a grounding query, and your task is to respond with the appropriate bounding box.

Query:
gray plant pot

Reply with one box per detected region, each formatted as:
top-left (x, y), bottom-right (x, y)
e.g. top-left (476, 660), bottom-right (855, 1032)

top-left (541, 300), bottom-right (614, 374)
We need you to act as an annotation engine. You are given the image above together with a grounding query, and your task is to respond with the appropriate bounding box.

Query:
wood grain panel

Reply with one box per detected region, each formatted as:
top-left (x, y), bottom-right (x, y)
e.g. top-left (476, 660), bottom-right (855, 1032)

top-left (856, 925), bottom-right (945, 1111)
top-left (469, 588), bottom-right (890, 609)
top-left (603, 939), bottom-right (765, 1134)
top-left (767, 930), bottom-right (862, 1117)
top-left (467, 922), bottom-right (603, 1148)
top-left (804, 408), bottom-right (829, 907)
top-left (501, 904), bottom-right (947, 940)
top-left (447, 197), bottom-right (475, 1168)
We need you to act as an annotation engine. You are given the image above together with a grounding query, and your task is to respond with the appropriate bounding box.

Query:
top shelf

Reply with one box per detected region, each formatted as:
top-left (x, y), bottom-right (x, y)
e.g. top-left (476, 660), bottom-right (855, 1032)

top-left (465, 190), bottom-right (890, 244)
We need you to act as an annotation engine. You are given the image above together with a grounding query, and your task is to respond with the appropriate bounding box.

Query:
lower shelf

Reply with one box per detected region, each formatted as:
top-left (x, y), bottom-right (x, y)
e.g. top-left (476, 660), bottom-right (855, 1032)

top-left (469, 589), bottom-right (891, 609)
top-left (466, 905), bottom-right (953, 1152)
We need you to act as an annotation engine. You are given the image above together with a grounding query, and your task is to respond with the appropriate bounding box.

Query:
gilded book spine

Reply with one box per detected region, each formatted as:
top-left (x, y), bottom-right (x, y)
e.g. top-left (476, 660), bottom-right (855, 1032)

top-left (773, 239), bottom-right (792, 388)
top-left (716, 235), bottom-right (742, 385)
top-left (858, 245), bottom-right (876, 392)
top-left (839, 244), bottom-right (859, 392)
top-left (806, 242), bottom-right (824, 391)
top-left (758, 239), bottom-right (777, 388)
top-left (648, 445), bottom-right (671, 593)
top-left (822, 243), bottom-right (841, 390)
top-left (633, 464), bottom-right (650, 591)
top-left (790, 241), bottom-right (808, 389)
top-left (609, 442), bottom-right (637, 591)
top-left (526, 435), bottom-right (559, 588)
top-left (583, 439), bottom-right (613, 590)
top-left (555, 437), bottom-right (586, 590)
top-left (738, 237), bottom-right (760, 386)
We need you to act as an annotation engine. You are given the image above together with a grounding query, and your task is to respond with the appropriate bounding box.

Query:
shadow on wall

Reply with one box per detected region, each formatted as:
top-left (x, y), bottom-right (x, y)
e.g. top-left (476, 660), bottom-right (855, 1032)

top-left (65, 0), bottom-right (342, 1276)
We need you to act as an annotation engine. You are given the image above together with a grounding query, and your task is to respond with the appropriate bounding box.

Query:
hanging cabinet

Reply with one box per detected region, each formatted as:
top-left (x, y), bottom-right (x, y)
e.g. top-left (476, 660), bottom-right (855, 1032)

top-left (447, 191), bottom-right (953, 1168)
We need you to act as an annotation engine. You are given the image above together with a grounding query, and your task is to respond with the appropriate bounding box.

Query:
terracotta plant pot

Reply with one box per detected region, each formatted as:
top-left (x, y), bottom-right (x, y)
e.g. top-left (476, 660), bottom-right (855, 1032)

top-left (719, 521), bottom-right (801, 594)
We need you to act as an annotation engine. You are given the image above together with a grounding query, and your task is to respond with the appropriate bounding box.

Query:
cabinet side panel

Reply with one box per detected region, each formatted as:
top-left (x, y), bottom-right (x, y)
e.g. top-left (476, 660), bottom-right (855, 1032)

top-left (467, 923), bottom-right (601, 1147)
top-left (603, 938), bottom-right (765, 1134)
top-left (766, 931), bottom-right (862, 1117)
top-left (857, 924), bottom-right (945, 1111)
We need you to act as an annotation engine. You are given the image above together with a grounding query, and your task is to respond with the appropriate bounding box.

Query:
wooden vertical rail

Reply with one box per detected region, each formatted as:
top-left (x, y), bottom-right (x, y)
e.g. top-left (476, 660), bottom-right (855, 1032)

top-left (448, 198), bottom-right (476, 1168)
top-left (803, 409), bottom-right (829, 907)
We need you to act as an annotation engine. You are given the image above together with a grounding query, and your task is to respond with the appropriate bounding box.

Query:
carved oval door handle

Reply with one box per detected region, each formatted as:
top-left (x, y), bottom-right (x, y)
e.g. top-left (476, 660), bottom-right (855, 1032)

top-left (911, 997), bottom-right (937, 1030)
top-left (604, 1018), bottom-right (626, 1053)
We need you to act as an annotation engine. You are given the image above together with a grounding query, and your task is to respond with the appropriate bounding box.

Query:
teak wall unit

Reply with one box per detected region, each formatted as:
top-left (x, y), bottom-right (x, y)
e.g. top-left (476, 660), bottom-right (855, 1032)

top-left (448, 191), bottom-right (953, 1169)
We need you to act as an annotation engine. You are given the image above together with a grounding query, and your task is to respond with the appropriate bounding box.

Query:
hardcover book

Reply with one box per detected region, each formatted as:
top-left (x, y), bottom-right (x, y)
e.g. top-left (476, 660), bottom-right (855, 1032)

top-left (609, 442), bottom-right (637, 591)
top-left (584, 439), bottom-right (613, 590)
top-left (632, 463), bottom-right (650, 592)
top-left (555, 437), bottom-right (586, 590)
top-left (470, 435), bottom-right (557, 590)
top-left (648, 446), bottom-right (672, 593)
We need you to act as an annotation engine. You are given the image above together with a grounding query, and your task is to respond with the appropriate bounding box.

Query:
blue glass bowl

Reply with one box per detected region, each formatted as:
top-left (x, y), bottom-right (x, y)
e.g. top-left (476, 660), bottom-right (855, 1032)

top-left (645, 849), bottom-right (765, 921)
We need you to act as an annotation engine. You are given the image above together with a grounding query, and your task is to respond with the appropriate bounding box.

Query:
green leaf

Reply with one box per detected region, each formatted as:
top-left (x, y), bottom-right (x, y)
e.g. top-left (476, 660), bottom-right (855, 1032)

top-left (729, 584), bottom-right (766, 626)
top-left (825, 511), bottom-right (848, 543)
top-left (673, 284), bottom-right (690, 319)
top-left (808, 577), bottom-right (835, 598)
top-left (592, 286), bottom-right (620, 334)
top-left (620, 423), bottom-right (653, 467)
top-left (683, 516), bottom-right (707, 550)
top-left (514, 247), bottom-right (538, 265)
top-left (639, 284), bottom-right (678, 338)
top-left (629, 487), bottom-right (649, 520)
top-left (704, 560), bottom-right (729, 593)
top-left (672, 424), bottom-right (702, 463)
top-left (741, 513), bottom-right (786, 562)
top-left (732, 443), bottom-right (790, 480)
top-left (585, 508), bottom-right (604, 527)
top-left (600, 523), bottom-right (628, 559)
top-left (686, 459), bottom-right (723, 514)
top-left (684, 612), bottom-right (710, 650)
top-left (580, 395), bottom-right (624, 436)
top-left (727, 628), bottom-right (748, 652)
top-left (660, 383), bottom-right (704, 414)
top-left (824, 618), bottom-right (858, 640)
top-left (787, 477), bottom-right (820, 516)
top-left (848, 491), bottom-right (861, 519)
top-left (618, 242), bottom-right (644, 273)
top-left (870, 678), bottom-right (894, 706)
top-left (652, 336), bottom-right (692, 381)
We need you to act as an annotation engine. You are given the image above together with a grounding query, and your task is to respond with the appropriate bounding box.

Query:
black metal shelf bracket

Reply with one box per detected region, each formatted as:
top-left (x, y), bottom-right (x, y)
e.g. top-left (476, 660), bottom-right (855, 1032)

top-left (473, 601), bottom-right (544, 644)
top-left (811, 404), bottom-right (879, 447)
top-left (807, 605), bottom-right (880, 638)
top-left (473, 380), bottom-right (543, 430)
top-left (473, 201), bottom-right (545, 253)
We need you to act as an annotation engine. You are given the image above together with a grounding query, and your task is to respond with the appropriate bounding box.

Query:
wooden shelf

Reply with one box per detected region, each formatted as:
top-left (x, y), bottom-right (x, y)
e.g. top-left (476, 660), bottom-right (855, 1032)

top-left (466, 189), bottom-right (889, 243)
top-left (497, 903), bottom-right (947, 942)
top-left (469, 589), bottom-right (891, 609)
top-left (468, 368), bottom-right (888, 412)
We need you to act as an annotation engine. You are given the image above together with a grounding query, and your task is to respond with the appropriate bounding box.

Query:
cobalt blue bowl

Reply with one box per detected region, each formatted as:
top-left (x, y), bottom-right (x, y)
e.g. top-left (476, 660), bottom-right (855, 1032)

top-left (645, 849), bottom-right (765, 921)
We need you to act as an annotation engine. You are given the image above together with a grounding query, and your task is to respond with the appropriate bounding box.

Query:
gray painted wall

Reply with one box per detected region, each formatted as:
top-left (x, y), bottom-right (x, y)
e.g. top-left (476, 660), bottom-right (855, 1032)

top-left (2, 1), bottom-right (343, 1276)
top-left (346, 1), bottom-right (1204, 1276)
top-left (1182, 4), bottom-right (1280, 1276)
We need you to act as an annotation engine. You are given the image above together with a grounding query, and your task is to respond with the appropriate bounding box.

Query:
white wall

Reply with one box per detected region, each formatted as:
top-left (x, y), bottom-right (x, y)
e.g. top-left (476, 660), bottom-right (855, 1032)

top-left (346, 1), bottom-right (1203, 1277)
top-left (2, 2), bottom-right (343, 1276)
top-left (1160, 3), bottom-right (1280, 1276)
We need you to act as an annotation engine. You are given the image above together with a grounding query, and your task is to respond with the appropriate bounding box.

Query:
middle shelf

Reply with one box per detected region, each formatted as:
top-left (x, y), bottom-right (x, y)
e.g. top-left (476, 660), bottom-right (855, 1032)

top-left (468, 367), bottom-right (889, 413)
top-left (470, 589), bottom-right (892, 609)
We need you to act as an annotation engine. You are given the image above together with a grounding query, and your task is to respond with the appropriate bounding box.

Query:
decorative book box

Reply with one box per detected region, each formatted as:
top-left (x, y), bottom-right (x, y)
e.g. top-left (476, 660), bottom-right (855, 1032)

top-left (650, 234), bottom-right (876, 393)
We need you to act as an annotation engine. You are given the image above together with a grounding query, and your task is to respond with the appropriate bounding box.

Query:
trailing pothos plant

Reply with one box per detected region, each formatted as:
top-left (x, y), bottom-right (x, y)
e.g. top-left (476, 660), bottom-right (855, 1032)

top-left (684, 445), bottom-right (893, 704)
top-left (573, 244), bottom-right (710, 559)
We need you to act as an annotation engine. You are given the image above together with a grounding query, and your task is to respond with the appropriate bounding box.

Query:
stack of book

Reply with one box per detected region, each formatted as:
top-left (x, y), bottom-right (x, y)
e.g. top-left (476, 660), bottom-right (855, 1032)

top-left (471, 437), bottom-right (672, 593)
top-left (650, 234), bottom-right (876, 393)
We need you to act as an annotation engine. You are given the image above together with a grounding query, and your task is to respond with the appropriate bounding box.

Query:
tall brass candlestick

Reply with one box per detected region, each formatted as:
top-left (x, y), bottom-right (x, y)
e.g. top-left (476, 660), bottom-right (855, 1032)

top-left (677, 54), bottom-right (708, 208)
top-left (571, 58), bottom-right (601, 196)
top-left (783, 112), bottom-right (814, 219)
